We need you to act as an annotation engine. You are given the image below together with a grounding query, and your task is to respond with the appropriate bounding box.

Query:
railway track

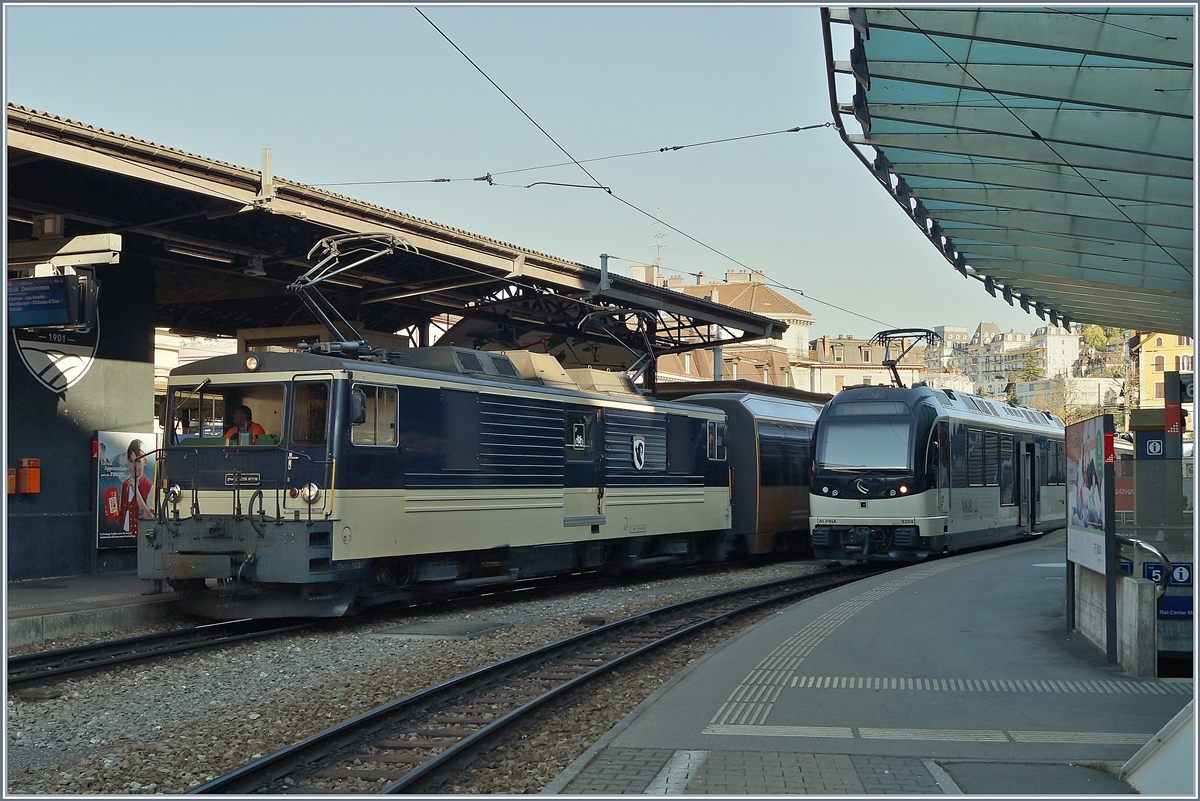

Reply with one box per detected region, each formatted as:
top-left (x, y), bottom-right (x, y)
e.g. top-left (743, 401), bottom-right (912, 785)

top-left (191, 563), bottom-right (881, 795)
top-left (7, 620), bottom-right (312, 689)
top-left (5, 556), bottom-right (797, 692)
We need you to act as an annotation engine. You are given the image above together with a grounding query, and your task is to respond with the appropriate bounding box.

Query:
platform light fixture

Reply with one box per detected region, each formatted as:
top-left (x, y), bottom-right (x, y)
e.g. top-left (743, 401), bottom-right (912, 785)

top-left (243, 256), bottom-right (266, 277)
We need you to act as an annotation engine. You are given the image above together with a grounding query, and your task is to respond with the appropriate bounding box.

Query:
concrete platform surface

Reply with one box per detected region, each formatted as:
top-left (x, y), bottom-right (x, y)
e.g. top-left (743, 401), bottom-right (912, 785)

top-left (7, 571), bottom-right (180, 647)
top-left (550, 533), bottom-right (1194, 795)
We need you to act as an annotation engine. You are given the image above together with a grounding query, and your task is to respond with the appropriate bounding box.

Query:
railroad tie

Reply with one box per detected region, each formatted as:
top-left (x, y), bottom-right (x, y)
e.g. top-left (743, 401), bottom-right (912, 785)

top-left (348, 753), bottom-right (433, 764)
top-left (311, 768), bottom-right (408, 781)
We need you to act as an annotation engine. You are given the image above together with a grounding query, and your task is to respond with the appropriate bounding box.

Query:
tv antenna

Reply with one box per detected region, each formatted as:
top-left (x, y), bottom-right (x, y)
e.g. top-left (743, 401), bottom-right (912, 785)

top-left (651, 209), bottom-right (667, 265)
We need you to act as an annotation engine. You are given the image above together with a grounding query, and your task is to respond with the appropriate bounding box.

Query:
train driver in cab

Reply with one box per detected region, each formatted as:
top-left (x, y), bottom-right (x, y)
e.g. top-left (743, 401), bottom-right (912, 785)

top-left (224, 404), bottom-right (266, 444)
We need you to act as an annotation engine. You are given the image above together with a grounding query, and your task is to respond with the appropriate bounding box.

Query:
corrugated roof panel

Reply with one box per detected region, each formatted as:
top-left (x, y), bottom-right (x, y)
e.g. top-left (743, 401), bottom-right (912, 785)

top-left (822, 7), bottom-right (1193, 334)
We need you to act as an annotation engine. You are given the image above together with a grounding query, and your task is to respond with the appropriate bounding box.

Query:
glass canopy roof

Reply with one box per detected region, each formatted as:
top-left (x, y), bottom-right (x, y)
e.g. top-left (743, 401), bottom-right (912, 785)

top-left (821, 7), bottom-right (1194, 334)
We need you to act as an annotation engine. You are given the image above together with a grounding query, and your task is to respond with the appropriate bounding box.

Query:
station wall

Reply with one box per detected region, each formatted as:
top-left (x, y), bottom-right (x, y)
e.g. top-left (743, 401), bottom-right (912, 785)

top-left (6, 258), bottom-right (156, 580)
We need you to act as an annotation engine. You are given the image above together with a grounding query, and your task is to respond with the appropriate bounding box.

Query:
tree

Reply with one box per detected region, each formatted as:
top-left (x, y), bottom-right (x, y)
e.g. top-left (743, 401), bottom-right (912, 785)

top-left (1016, 349), bottom-right (1044, 382)
top-left (1082, 325), bottom-right (1108, 351)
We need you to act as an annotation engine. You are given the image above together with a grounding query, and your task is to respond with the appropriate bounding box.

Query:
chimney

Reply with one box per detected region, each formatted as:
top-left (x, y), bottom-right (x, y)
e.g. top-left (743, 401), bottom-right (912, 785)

top-left (696, 271), bottom-right (705, 285)
top-left (749, 270), bottom-right (765, 283)
top-left (709, 288), bottom-right (720, 304)
top-left (629, 264), bottom-right (660, 285)
top-left (725, 269), bottom-right (750, 283)
top-left (667, 274), bottom-right (685, 289)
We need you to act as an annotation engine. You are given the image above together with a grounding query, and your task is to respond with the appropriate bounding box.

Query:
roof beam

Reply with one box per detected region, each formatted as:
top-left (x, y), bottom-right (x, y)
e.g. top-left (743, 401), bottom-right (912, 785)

top-left (959, 244), bottom-right (1192, 285)
top-left (928, 207), bottom-right (1193, 252)
top-left (918, 189), bottom-right (1193, 229)
top-left (845, 63), bottom-right (1193, 117)
top-left (887, 159), bottom-right (1192, 207)
top-left (975, 260), bottom-right (1190, 296)
top-left (860, 104), bottom-right (1192, 160)
top-left (837, 9), bottom-right (1193, 67)
top-left (850, 132), bottom-right (1190, 179)
top-left (949, 233), bottom-right (1191, 269)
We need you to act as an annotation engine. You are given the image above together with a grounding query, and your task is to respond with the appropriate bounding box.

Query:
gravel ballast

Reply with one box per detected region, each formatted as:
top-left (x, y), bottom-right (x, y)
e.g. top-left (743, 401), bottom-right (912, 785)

top-left (7, 561), bottom-right (827, 794)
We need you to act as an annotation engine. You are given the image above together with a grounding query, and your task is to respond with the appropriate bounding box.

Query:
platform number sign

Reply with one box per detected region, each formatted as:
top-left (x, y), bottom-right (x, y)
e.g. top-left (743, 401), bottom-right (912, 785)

top-left (1143, 562), bottom-right (1193, 586)
top-left (631, 435), bottom-right (646, 470)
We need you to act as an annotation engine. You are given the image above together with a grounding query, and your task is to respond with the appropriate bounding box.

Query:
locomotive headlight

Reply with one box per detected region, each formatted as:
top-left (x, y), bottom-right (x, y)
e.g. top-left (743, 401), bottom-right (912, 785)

top-left (166, 484), bottom-right (183, 504)
top-left (244, 354), bottom-right (260, 372)
top-left (831, 489), bottom-right (839, 497)
top-left (899, 485), bottom-right (909, 494)
top-left (299, 483), bottom-right (322, 504)
top-left (889, 489), bottom-right (897, 497)
top-left (821, 486), bottom-right (829, 494)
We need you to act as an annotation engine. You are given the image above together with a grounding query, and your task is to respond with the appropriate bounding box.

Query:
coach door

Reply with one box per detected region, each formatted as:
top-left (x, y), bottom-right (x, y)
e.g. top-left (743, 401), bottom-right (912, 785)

top-left (564, 407), bottom-right (603, 526)
top-left (284, 374), bottom-right (334, 515)
top-left (936, 422), bottom-right (950, 515)
top-left (1020, 443), bottom-right (1037, 530)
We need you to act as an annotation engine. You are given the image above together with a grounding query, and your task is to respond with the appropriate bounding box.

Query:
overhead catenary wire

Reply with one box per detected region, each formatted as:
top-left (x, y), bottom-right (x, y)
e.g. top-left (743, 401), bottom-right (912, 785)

top-left (309, 123), bottom-right (830, 188)
top-left (416, 7), bottom-right (895, 332)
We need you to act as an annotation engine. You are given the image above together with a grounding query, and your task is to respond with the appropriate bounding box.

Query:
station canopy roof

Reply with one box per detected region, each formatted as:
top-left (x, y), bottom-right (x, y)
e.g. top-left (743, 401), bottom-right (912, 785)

top-left (6, 104), bottom-right (784, 369)
top-left (823, 7), bottom-right (1194, 335)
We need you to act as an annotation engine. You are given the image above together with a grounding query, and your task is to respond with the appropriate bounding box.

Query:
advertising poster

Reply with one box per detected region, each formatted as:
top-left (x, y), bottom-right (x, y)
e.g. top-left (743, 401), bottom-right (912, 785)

top-left (1066, 415), bottom-right (1110, 574)
top-left (96, 431), bottom-right (156, 549)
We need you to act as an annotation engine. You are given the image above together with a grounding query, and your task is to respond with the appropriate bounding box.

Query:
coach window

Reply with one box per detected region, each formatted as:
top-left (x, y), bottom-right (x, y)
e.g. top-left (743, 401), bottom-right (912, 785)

top-left (984, 431), bottom-right (1000, 486)
top-left (351, 384), bottom-right (397, 446)
top-left (967, 429), bottom-right (984, 486)
top-left (707, 420), bottom-right (728, 461)
top-left (291, 382), bottom-right (329, 445)
top-left (999, 434), bottom-right (1015, 505)
top-left (566, 410), bottom-right (596, 462)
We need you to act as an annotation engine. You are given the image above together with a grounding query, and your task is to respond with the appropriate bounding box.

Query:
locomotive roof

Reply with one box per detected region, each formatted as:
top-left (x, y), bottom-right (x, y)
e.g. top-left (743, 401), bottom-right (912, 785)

top-left (827, 384), bottom-right (1064, 434)
top-left (167, 349), bottom-right (725, 417)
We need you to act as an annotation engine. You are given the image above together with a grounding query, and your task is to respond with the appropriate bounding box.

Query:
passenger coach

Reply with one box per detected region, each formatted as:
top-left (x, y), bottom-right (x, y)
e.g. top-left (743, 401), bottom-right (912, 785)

top-left (809, 384), bottom-right (1066, 561)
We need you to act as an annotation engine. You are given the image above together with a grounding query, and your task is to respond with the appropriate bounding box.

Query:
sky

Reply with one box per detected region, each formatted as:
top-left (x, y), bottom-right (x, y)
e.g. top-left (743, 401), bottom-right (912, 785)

top-left (4, 3), bottom-right (1047, 341)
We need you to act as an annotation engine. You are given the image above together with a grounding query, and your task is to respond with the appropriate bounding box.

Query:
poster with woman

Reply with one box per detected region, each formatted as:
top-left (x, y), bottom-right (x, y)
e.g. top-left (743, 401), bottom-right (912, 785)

top-left (96, 431), bottom-right (156, 548)
top-left (1065, 414), bottom-right (1113, 574)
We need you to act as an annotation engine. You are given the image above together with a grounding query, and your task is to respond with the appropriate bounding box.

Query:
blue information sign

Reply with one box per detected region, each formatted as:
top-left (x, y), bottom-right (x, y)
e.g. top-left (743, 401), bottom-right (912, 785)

top-left (7, 275), bottom-right (79, 327)
top-left (1119, 559), bottom-right (1133, 574)
top-left (1143, 562), bottom-right (1194, 586)
top-left (1158, 595), bottom-right (1193, 620)
top-left (1135, 431), bottom-right (1166, 460)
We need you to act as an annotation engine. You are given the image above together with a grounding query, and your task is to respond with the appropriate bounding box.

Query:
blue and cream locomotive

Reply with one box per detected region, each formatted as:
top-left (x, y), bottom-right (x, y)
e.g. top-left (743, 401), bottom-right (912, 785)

top-left (140, 347), bottom-right (819, 618)
top-left (809, 384), bottom-right (1066, 561)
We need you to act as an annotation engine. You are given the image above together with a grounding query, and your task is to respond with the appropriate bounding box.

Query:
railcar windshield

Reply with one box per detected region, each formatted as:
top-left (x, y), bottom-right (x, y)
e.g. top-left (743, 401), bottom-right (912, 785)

top-left (169, 382), bottom-right (285, 446)
top-left (815, 401), bottom-right (913, 471)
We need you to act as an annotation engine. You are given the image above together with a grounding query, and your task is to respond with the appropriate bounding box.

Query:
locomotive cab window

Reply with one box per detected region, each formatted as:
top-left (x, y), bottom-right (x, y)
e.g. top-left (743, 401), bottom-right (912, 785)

top-left (291, 382), bottom-right (329, 446)
top-left (170, 382), bottom-right (284, 446)
top-left (351, 384), bottom-right (398, 447)
top-left (707, 421), bottom-right (728, 461)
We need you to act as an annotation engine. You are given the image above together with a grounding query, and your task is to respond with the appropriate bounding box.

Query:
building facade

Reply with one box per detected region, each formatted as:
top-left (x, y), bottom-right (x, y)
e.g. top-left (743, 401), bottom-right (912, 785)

top-left (1134, 332), bottom-right (1195, 407)
top-left (806, 334), bottom-right (924, 394)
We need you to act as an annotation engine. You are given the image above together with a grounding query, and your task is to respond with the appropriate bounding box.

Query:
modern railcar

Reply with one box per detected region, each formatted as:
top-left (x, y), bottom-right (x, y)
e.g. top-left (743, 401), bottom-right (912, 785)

top-left (141, 347), bottom-right (746, 618)
top-left (678, 392), bottom-right (823, 555)
top-left (809, 384), bottom-right (1066, 561)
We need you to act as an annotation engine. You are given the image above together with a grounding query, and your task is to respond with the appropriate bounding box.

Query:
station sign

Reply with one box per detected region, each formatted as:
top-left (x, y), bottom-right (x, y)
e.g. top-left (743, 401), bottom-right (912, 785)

top-left (1158, 595), bottom-right (1193, 620)
top-left (1119, 558), bottom-right (1132, 574)
top-left (1141, 562), bottom-right (1192, 586)
top-left (1135, 431), bottom-right (1165, 460)
top-left (7, 274), bottom-right (81, 327)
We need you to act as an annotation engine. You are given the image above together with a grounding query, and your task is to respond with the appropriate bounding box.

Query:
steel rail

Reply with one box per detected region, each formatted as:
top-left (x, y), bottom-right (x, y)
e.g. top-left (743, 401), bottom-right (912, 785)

top-left (7, 620), bottom-right (312, 687)
top-left (190, 564), bottom-right (881, 795)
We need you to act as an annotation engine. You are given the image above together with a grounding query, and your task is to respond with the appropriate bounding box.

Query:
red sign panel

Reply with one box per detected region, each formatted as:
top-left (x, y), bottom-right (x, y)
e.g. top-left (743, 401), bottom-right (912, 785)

top-left (1103, 432), bottom-right (1114, 464)
top-left (1165, 401), bottom-right (1182, 435)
